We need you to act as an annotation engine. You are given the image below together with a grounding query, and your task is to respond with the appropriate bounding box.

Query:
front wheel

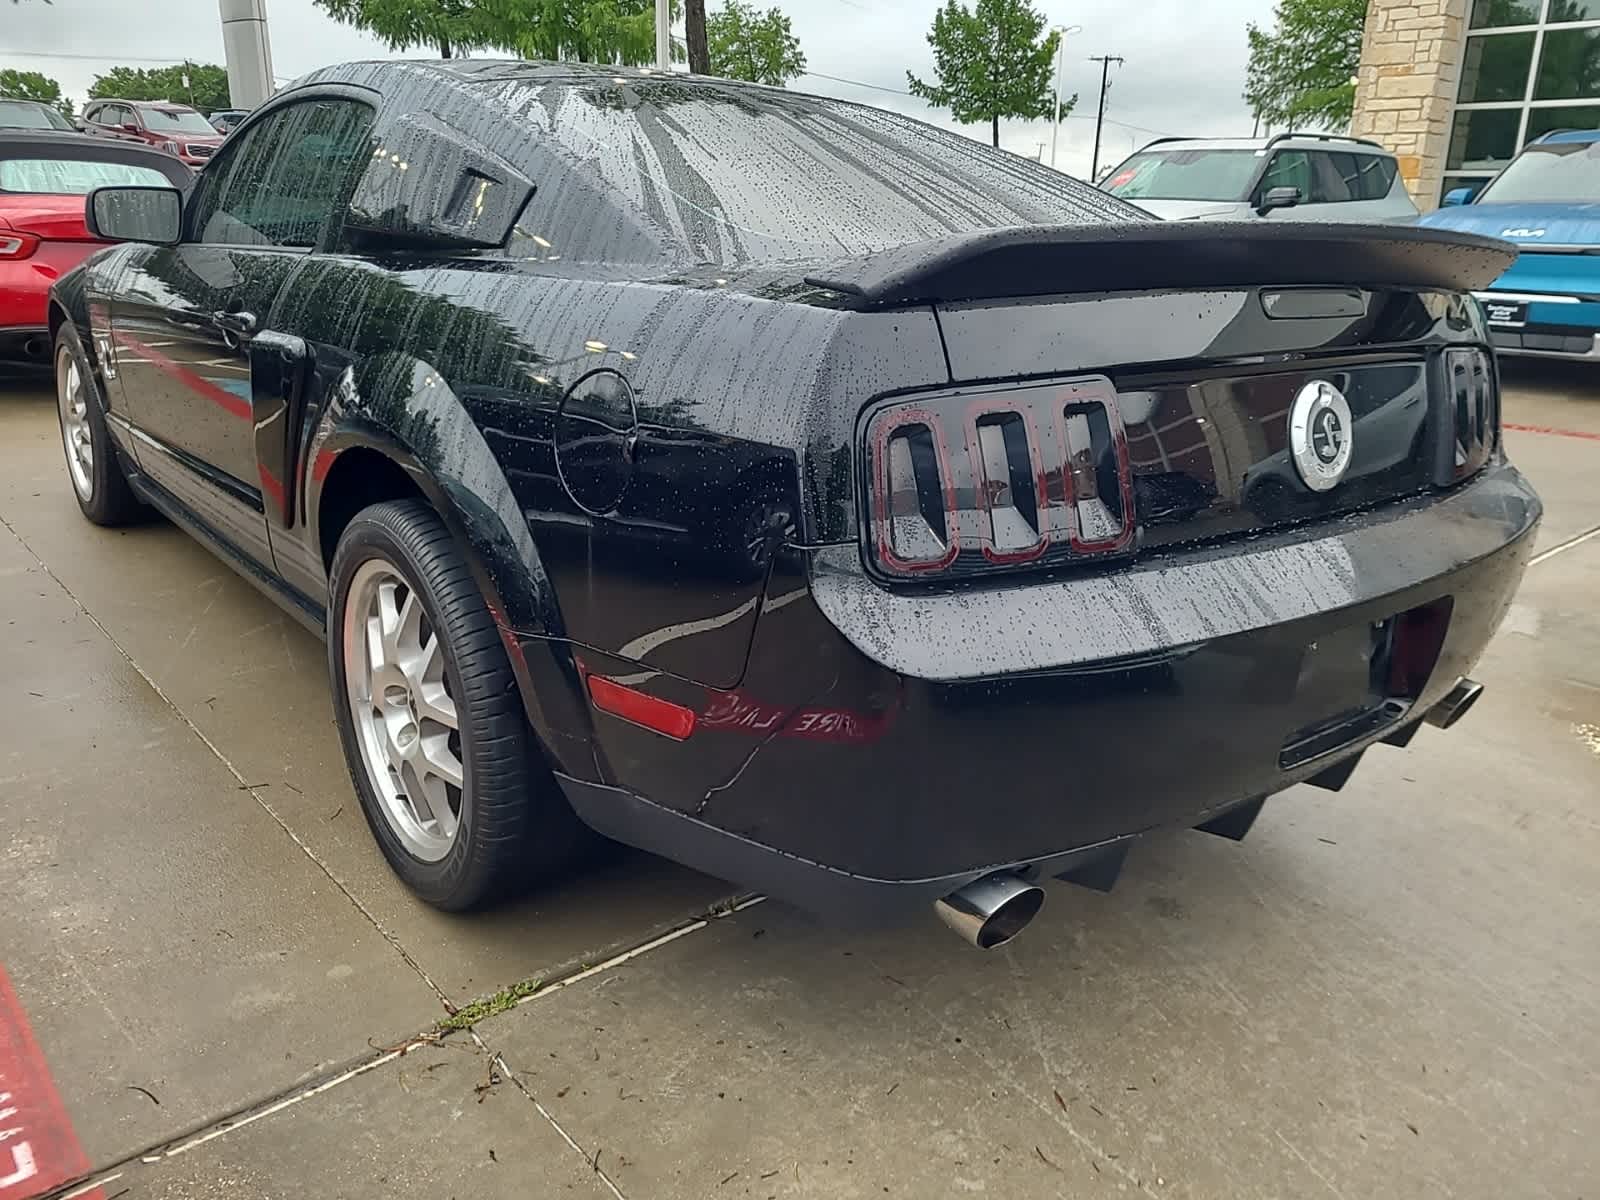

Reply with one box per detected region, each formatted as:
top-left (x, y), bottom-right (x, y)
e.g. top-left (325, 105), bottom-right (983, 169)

top-left (327, 499), bottom-right (584, 910)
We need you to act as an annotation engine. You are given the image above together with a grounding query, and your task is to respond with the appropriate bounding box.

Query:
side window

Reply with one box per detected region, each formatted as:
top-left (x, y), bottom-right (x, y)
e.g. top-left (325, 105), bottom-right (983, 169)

top-left (1259, 150), bottom-right (1314, 200)
top-left (187, 99), bottom-right (375, 249)
top-left (1309, 152), bottom-right (1358, 203)
top-left (1351, 154), bottom-right (1398, 200)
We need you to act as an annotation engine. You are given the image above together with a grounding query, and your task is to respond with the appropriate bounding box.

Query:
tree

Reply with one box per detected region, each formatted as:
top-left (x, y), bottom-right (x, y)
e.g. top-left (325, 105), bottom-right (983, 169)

top-left (1244, 0), bottom-right (1367, 130)
top-left (314, 0), bottom-right (674, 64)
top-left (686, 0), bottom-right (711, 73)
top-left (0, 69), bottom-right (72, 118)
top-left (314, 0), bottom-right (510, 58)
top-left (89, 64), bottom-right (230, 111)
top-left (513, 0), bottom-right (676, 65)
top-left (707, 1), bottom-right (804, 86)
top-left (906, 0), bottom-right (1071, 148)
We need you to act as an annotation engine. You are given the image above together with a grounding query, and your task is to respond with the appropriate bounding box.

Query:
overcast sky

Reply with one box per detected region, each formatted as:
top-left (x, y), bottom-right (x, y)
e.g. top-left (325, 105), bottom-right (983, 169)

top-left (1, 0), bottom-right (1273, 179)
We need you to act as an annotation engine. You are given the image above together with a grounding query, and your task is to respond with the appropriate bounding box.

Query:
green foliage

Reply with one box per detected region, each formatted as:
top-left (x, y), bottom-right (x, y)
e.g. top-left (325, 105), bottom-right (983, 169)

top-left (707, 0), bottom-right (804, 86)
top-left (314, 0), bottom-right (506, 58)
top-left (513, 0), bottom-right (675, 65)
top-left (0, 68), bottom-right (72, 118)
top-left (314, 0), bottom-right (676, 64)
top-left (906, 0), bottom-right (1072, 147)
top-left (1244, 0), bottom-right (1367, 130)
top-left (88, 63), bottom-right (231, 112)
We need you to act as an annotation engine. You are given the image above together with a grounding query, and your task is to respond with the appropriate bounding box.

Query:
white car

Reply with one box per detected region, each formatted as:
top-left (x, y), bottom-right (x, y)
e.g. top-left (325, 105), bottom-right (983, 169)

top-left (1099, 133), bottom-right (1419, 224)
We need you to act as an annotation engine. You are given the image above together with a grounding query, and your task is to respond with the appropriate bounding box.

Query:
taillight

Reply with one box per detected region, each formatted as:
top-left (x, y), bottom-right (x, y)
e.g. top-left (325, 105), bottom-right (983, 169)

top-left (0, 233), bottom-right (40, 260)
top-left (864, 376), bottom-right (1135, 580)
top-left (1444, 347), bottom-right (1496, 481)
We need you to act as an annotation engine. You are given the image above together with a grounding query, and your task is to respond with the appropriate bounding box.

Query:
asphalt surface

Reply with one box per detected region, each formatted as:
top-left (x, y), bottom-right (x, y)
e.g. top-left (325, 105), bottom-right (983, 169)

top-left (0, 363), bottom-right (1596, 1200)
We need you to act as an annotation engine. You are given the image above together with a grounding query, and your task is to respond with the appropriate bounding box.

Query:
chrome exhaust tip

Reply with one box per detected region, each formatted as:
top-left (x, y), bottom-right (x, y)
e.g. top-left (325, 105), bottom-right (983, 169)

top-left (22, 334), bottom-right (49, 360)
top-left (1425, 677), bottom-right (1483, 730)
top-left (934, 872), bottom-right (1045, 950)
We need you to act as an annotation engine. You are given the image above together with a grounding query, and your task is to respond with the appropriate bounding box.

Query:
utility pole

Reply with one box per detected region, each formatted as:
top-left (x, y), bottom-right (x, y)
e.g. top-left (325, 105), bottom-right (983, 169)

top-left (1088, 54), bottom-right (1124, 181)
top-left (685, 0), bottom-right (710, 74)
top-left (655, 0), bottom-right (671, 71)
top-left (1049, 23), bottom-right (1080, 170)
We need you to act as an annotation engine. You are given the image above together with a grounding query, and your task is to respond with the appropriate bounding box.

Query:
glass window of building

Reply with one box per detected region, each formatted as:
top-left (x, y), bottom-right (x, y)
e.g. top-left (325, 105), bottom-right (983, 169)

top-left (1446, 0), bottom-right (1600, 199)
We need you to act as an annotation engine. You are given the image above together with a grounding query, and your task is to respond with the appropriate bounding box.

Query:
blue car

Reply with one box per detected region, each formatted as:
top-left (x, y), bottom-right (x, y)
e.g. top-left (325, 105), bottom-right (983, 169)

top-left (1421, 129), bottom-right (1600, 361)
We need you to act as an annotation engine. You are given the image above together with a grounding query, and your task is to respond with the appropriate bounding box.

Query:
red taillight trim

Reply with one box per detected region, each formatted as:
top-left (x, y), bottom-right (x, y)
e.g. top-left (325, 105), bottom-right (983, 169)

top-left (963, 396), bottom-right (1049, 564)
top-left (0, 232), bottom-right (41, 261)
top-left (1053, 383), bottom-right (1137, 555)
top-left (869, 406), bottom-right (960, 575)
top-left (587, 674), bottom-right (697, 740)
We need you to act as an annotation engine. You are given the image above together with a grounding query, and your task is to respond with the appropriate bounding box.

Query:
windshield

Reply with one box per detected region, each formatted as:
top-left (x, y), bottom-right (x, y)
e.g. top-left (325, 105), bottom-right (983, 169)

top-left (509, 81), bottom-right (1141, 265)
top-left (0, 100), bottom-right (73, 131)
top-left (0, 157), bottom-right (170, 194)
top-left (143, 108), bottom-right (218, 135)
top-left (1477, 139), bottom-right (1600, 204)
top-left (1100, 149), bottom-right (1262, 202)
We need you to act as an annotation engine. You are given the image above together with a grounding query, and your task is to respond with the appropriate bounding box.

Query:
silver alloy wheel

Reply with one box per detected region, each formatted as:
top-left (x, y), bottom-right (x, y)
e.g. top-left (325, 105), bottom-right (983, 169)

top-left (57, 350), bottom-right (94, 501)
top-left (343, 558), bottom-right (465, 862)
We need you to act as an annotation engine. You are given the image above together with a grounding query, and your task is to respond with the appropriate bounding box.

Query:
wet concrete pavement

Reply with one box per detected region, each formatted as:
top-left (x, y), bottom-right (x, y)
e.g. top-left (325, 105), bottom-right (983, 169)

top-left (0, 362), bottom-right (1596, 1199)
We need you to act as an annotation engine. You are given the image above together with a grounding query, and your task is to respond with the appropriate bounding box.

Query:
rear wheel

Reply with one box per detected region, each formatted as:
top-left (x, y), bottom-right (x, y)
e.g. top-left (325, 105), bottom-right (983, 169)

top-left (54, 326), bottom-right (146, 526)
top-left (327, 499), bottom-right (584, 910)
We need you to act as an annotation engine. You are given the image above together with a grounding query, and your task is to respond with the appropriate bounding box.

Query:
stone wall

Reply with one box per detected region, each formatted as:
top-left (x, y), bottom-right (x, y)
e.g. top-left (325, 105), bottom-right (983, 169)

top-left (1350, 0), bottom-right (1469, 210)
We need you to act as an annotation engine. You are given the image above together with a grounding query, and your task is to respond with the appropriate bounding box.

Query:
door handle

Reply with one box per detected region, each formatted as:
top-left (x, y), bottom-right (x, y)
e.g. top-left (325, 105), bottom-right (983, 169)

top-left (213, 309), bottom-right (257, 337)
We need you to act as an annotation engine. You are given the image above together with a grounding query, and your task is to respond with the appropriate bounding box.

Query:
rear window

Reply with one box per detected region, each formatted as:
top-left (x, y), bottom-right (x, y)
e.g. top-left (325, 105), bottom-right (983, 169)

top-left (0, 158), bottom-right (171, 195)
top-left (0, 100), bottom-right (73, 131)
top-left (143, 108), bottom-right (217, 135)
top-left (506, 81), bottom-right (1139, 265)
top-left (1101, 149), bottom-right (1261, 202)
top-left (1477, 138), bottom-right (1600, 203)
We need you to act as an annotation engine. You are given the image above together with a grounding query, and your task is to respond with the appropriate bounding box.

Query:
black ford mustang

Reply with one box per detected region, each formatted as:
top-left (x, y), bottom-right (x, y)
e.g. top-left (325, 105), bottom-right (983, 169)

top-left (49, 60), bottom-right (1540, 948)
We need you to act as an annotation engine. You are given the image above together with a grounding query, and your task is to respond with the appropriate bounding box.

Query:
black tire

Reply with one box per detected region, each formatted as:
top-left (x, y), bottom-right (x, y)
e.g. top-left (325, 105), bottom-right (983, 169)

top-left (54, 324), bottom-right (147, 526)
top-left (327, 499), bottom-right (585, 911)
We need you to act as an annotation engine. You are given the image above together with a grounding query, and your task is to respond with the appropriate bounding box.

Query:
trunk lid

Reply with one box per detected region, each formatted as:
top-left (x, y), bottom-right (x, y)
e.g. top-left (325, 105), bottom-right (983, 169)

top-left (822, 224), bottom-right (1512, 565)
top-left (0, 194), bottom-right (96, 242)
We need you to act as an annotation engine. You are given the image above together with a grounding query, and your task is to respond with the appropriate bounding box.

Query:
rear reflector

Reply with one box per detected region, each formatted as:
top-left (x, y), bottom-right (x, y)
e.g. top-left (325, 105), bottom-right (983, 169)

top-left (587, 675), bottom-right (697, 740)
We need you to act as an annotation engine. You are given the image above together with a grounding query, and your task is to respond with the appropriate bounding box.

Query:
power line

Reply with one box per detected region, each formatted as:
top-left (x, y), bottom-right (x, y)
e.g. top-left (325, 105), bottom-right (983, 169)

top-left (0, 50), bottom-right (203, 64)
top-left (797, 68), bottom-right (1178, 139)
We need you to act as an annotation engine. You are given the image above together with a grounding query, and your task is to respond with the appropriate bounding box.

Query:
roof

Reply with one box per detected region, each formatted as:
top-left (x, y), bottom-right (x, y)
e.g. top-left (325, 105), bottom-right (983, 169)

top-left (1133, 132), bottom-right (1393, 157)
top-left (1532, 128), bottom-right (1600, 144)
top-left (88, 98), bottom-right (204, 111)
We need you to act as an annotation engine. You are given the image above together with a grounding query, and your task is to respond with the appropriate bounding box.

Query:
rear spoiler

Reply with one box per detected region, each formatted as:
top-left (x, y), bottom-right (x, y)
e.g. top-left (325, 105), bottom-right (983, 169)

top-left (802, 222), bottom-right (1517, 308)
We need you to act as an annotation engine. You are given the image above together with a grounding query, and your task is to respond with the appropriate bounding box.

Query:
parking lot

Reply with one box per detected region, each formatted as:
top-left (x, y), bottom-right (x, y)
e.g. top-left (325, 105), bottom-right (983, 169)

top-left (1, 364), bottom-right (1596, 1200)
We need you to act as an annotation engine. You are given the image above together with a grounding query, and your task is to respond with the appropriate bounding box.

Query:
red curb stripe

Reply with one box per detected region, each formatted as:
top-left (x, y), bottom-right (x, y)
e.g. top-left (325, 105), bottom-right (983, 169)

top-left (1505, 422), bottom-right (1600, 442)
top-left (0, 966), bottom-right (98, 1200)
top-left (111, 331), bottom-right (251, 420)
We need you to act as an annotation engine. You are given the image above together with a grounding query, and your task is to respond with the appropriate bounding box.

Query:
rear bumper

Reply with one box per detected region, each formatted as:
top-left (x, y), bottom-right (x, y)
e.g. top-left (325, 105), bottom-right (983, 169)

top-left (544, 463), bottom-right (1541, 917)
top-left (1490, 326), bottom-right (1600, 360)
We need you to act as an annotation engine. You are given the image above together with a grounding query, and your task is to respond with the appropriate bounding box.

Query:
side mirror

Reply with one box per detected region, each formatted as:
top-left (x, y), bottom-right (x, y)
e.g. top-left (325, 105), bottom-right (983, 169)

top-left (86, 186), bottom-right (182, 245)
top-left (1441, 186), bottom-right (1475, 207)
top-left (120, 122), bottom-right (141, 135)
top-left (1257, 185), bottom-right (1302, 214)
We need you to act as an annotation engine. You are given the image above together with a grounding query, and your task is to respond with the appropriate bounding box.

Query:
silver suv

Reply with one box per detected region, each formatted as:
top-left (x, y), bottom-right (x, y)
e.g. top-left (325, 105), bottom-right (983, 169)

top-left (1099, 133), bottom-right (1419, 223)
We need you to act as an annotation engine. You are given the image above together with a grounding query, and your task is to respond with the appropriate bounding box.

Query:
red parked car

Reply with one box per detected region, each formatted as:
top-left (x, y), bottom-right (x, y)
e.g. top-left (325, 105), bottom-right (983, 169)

top-left (80, 99), bottom-right (223, 167)
top-left (1, 131), bottom-right (191, 371)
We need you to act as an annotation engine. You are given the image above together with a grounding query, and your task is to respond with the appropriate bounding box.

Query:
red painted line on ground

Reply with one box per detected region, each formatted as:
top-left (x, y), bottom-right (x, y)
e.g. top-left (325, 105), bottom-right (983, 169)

top-left (111, 331), bottom-right (251, 420)
top-left (1505, 421), bottom-right (1600, 443)
top-left (0, 966), bottom-right (99, 1200)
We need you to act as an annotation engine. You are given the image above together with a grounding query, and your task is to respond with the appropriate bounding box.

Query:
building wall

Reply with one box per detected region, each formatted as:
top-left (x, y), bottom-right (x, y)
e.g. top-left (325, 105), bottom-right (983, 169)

top-left (1351, 0), bottom-right (1470, 210)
